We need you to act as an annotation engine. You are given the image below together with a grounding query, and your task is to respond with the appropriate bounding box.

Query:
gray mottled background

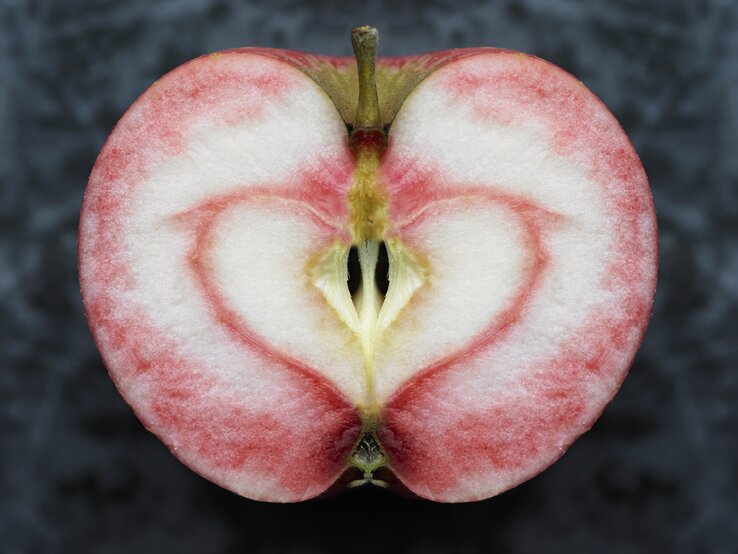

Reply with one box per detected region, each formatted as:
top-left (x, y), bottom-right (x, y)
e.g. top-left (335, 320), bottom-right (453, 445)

top-left (2, 0), bottom-right (737, 552)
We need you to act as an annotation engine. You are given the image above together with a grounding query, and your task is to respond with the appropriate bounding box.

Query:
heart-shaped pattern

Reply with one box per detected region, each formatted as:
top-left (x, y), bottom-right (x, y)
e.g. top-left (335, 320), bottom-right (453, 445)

top-left (175, 168), bottom-right (560, 407)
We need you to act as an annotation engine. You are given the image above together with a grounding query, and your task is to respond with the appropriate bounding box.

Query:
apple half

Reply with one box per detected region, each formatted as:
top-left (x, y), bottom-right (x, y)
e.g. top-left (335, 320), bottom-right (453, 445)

top-left (79, 27), bottom-right (657, 502)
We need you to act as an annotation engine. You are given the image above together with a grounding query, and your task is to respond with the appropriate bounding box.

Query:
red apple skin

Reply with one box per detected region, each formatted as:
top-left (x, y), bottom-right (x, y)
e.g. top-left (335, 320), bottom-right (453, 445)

top-left (80, 46), bottom-right (657, 502)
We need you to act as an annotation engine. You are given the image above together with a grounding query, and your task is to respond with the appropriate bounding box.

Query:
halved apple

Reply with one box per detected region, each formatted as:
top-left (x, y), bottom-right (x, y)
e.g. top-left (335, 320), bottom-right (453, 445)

top-left (79, 26), bottom-right (657, 502)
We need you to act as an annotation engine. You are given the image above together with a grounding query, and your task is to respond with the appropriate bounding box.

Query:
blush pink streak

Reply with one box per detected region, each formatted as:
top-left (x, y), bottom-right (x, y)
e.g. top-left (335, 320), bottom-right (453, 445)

top-left (79, 50), bottom-right (360, 500)
top-left (377, 51), bottom-right (657, 500)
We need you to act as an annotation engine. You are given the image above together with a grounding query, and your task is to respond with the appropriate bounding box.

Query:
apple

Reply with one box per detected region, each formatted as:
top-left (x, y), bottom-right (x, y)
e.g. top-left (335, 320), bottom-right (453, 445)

top-left (79, 26), bottom-right (657, 502)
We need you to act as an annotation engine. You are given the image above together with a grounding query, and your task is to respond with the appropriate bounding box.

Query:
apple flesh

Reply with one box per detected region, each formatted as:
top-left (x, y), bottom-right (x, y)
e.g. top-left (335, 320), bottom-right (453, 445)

top-left (79, 27), bottom-right (657, 502)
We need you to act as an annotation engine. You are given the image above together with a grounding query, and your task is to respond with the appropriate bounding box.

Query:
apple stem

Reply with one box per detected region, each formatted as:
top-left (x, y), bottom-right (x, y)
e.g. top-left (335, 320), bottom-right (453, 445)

top-left (350, 25), bottom-right (385, 145)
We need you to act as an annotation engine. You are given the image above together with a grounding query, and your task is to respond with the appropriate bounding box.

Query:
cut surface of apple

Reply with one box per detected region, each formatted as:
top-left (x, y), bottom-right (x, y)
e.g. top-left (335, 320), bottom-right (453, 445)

top-left (79, 27), bottom-right (657, 502)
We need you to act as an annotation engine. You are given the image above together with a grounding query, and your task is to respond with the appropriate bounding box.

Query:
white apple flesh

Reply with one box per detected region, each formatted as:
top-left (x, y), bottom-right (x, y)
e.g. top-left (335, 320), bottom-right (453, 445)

top-left (79, 27), bottom-right (657, 502)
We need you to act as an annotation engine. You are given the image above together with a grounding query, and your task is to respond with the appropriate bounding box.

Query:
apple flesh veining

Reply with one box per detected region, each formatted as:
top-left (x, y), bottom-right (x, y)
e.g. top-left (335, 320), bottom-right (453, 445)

top-left (79, 26), bottom-right (657, 502)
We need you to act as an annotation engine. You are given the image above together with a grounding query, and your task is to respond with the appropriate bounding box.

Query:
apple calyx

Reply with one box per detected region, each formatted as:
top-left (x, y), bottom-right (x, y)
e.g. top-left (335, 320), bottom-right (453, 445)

top-left (348, 433), bottom-right (389, 488)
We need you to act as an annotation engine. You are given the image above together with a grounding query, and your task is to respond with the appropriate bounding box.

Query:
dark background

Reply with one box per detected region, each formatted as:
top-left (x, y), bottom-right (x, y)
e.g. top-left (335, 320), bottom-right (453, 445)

top-left (2, 0), bottom-right (737, 552)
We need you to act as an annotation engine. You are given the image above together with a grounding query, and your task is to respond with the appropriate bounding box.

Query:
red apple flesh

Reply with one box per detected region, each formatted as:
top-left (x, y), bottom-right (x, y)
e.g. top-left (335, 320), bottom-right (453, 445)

top-left (79, 27), bottom-right (657, 502)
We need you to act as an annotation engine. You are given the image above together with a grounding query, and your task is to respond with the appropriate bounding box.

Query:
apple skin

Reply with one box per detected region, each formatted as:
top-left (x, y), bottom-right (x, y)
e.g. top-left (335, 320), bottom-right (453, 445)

top-left (79, 43), bottom-right (657, 502)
